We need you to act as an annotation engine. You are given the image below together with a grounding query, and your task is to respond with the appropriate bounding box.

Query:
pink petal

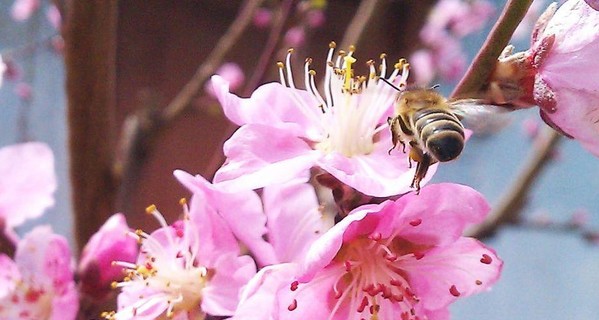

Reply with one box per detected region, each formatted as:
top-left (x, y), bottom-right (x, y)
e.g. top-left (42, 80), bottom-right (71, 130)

top-left (10, 0), bottom-right (39, 21)
top-left (378, 183), bottom-right (490, 247)
top-left (50, 282), bottom-right (79, 320)
top-left (14, 226), bottom-right (73, 289)
top-left (211, 75), bottom-right (323, 139)
top-left (401, 237), bottom-right (503, 311)
top-left (318, 140), bottom-right (437, 197)
top-left (201, 254), bottom-right (256, 316)
top-left (263, 181), bottom-right (332, 263)
top-left (232, 263), bottom-right (298, 320)
top-left (0, 254), bottom-right (19, 298)
top-left (175, 170), bottom-right (277, 266)
top-left (214, 125), bottom-right (320, 191)
top-left (540, 88), bottom-right (599, 156)
top-left (78, 213), bottom-right (138, 300)
top-left (0, 142), bottom-right (56, 229)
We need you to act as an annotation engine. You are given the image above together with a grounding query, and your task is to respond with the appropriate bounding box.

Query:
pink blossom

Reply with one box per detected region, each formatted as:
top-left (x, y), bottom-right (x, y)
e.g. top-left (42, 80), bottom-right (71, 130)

top-left (212, 43), bottom-right (435, 197)
top-left (529, 0), bottom-right (599, 156)
top-left (0, 226), bottom-right (78, 320)
top-left (174, 170), bottom-right (277, 266)
top-left (261, 184), bottom-right (502, 319)
top-left (0, 142), bottom-right (56, 230)
top-left (253, 8), bottom-right (272, 28)
top-left (409, 49), bottom-right (435, 86)
top-left (284, 27), bottom-right (306, 47)
top-left (106, 201), bottom-right (256, 320)
top-left (78, 213), bottom-right (138, 301)
top-left (46, 4), bottom-right (61, 30)
top-left (10, 0), bottom-right (40, 21)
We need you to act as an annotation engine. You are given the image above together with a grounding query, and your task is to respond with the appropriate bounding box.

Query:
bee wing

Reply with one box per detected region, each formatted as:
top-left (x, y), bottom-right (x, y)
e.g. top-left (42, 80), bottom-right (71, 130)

top-left (448, 99), bottom-right (512, 135)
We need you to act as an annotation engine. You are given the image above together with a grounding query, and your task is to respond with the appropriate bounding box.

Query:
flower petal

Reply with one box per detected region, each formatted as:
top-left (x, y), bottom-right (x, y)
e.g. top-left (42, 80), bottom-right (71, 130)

top-left (0, 254), bottom-right (18, 298)
top-left (263, 181), bottom-right (333, 263)
top-left (214, 124), bottom-right (320, 191)
top-left (0, 142), bottom-right (56, 229)
top-left (401, 237), bottom-right (503, 311)
top-left (211, 75), bottom-right (323, 139)
top-left (202, 254), bottom-right (256, 316)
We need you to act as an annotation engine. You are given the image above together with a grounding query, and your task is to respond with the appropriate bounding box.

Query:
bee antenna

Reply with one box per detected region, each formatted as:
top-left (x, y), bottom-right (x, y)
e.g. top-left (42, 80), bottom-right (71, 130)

top-left (379, 77), bottom-right (402, 92)
top-left (430, 84), bottom-right (440, 90)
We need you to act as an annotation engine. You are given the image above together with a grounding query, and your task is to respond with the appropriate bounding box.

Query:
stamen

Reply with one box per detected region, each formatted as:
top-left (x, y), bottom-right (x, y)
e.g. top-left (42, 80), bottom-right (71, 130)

top-left (285, 49), bottom-right (296, 89)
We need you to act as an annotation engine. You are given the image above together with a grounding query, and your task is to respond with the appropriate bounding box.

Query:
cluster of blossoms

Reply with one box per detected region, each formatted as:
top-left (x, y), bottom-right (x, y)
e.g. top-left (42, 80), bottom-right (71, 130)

top-left (7, 0), bottom-right (599, 319)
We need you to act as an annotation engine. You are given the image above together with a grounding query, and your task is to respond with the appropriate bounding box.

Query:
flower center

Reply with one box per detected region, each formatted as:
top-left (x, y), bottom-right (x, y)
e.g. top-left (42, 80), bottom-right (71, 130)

top-left (278, 42), bottom-right (410, 158)
top-left (105, 201), bottom-right (209, 319)
top-left (329, 233), bottom-right (427, 320)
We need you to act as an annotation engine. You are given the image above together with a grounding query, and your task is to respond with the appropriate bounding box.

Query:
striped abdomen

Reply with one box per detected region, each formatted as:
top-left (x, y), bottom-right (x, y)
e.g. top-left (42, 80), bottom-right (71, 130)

top-left (413, 108), bottom-right (465, 162)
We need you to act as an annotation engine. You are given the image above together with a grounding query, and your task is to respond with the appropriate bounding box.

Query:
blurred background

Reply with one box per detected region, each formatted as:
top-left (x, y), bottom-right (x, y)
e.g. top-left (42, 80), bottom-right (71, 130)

top-left (1, 0), bottom-right (598, 319)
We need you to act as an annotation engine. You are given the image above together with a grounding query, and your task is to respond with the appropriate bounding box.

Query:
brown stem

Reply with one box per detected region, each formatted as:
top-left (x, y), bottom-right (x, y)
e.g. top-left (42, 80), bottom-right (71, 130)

top-left (64, 1), bottom-right (118, 252)
top-left (161, 0), bottom-right (266, 122)
top-left (451, 0), bottom-right (534, 99)
top-left (467, 127), bottom-right (561, 239)
top-left (338, 0), bottom-right (382, 50)
top-left (115, 0), bottom-right (265, 211)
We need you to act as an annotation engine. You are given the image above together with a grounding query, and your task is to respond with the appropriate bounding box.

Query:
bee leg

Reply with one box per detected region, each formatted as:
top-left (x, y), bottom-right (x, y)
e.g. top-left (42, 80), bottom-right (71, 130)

top-left (410, 149), bottom-right (433, 194)
top-left (387, 117), bottom-right (400, 154)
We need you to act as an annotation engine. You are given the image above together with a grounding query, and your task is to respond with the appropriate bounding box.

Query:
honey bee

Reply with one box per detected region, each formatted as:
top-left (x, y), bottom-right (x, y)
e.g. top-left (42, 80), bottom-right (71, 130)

top-left (386, 83), bottom-right (505, 193)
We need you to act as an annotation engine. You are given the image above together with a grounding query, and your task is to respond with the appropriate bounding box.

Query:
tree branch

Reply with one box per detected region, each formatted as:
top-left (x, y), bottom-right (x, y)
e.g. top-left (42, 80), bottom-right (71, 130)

top-left (468, 126), bottom-right (561, 239)
top-left (451, 0), bottom-right (534, 98)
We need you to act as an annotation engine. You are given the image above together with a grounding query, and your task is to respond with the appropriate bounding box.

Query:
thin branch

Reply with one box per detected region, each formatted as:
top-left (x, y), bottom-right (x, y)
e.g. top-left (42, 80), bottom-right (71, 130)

top-left (115, 0), bottom-right (264, 212)
top-left (162, 0), bottom-right (266, 122)
top-left (338, 0), bottom-right (382, 51)
top-left (451, 0), bottom-right (534, 98)
top-left (468, 126), bottom-right (561, 239)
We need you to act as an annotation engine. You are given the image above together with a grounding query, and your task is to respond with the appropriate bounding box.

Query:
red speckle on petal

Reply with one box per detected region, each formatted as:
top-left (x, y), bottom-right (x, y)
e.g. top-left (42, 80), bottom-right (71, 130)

top-left (290, 281), bottom-right (299, 291)
top-left (409, 218), bottom-right (422, 226)
top-left (24, 289), bottom-right (43, 303)
top-left (413, 252), bottom-right (425, 260)
top-left (476, 280), bottom-right (483, 285)
top-left (449, 285), bottom-right (461, 297)
top-left (480, 254), bottom-right (493, 264)
top-left (288, 299), bottom-right (298, 311)
top-left (175, 229), bottom-right (184, 238)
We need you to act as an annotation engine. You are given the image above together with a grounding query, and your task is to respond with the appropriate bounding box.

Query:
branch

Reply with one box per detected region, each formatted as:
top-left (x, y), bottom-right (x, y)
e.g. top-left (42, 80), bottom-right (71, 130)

top-left (162, 0), bottom-right (266, 122)
top-left (338, 0), bottom-right (382, 51)
top-left (451, 0), bottom-right (534, 98)
top-left (115, 0), bottom-right (265, 212)
top-left (468, 126), bottom-right (561, 239)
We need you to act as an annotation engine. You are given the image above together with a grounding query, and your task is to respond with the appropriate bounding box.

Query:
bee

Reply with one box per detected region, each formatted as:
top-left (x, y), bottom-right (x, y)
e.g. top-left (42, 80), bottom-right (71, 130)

top-left (385, 81), bottom-right (505, 193)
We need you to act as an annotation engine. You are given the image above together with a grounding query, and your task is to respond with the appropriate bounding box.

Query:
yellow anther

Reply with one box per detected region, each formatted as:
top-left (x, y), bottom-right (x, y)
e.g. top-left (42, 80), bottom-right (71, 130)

top-left (179, 198), bottom-right (187, 205)
top-left (309, 70), bottom-right (316, 76)
top-left (288, 48), bottom-right (295, 54)
top-left (394, 58), bottom-right (408, 70)
top-left (329, 41), bottom-right (336, 48)
top-left (111, 281), bottom-right (118, 289)
top-left (277, 61), bottom-right (284, 68)
top-left (380, 53), bottom-right (387, 59)
top-left (145, 204), bottom-right (157, 214)
top-left (305, 57), bottom-right (313, 64)
top-left (348, 45), bottom-right (356, 53)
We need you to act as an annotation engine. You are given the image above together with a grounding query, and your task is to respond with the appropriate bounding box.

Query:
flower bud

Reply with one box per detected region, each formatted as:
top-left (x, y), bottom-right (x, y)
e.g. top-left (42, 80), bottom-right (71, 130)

top-left (77, 213), bottom-right (138, 301)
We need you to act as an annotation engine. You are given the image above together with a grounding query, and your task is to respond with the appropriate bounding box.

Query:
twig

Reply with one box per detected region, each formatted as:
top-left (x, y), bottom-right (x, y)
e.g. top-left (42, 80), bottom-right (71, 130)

top-left (468, 126), bottom-right (561, 239)
top-left (161, 0), bottom-right (266, 122)
top-left (451, 0), bottom-right (534, 98)
top-left (338, 0), bottom-right (382, 51)
top-left (115, 0), bottom-right (265, 211)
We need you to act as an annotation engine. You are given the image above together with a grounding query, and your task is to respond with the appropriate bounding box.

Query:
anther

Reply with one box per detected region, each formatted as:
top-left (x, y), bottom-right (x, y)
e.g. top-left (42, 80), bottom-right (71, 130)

top-left (449, 285), bottom-right (461, 297)
top-left (480, 254), bottom-right (493, 264)
top-left (145, 204), bottom-right (157, 214)
top-left (329, 41), bottom-right (336, 48)
top-left (290, 281), bottom-right (299, 291)
top-left (288, 299), bottom-right (298, 311)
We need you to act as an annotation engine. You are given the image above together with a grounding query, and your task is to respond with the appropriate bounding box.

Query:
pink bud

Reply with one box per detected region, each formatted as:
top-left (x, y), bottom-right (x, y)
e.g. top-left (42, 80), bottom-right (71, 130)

top-left (306, 10), bottom-right (325, 28)
top-left (253, 8), bottom-right (272, 28)
top-left (10, 0), bottom-right (40, 21)
top-left (46, 4), bottom-right (61, 30)
top-left (206, 62), bottom-right (245, 97)
top-left (284, 27), bottom-right (306, 47)
top-left (78, 213), bottom-right (138, 300)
